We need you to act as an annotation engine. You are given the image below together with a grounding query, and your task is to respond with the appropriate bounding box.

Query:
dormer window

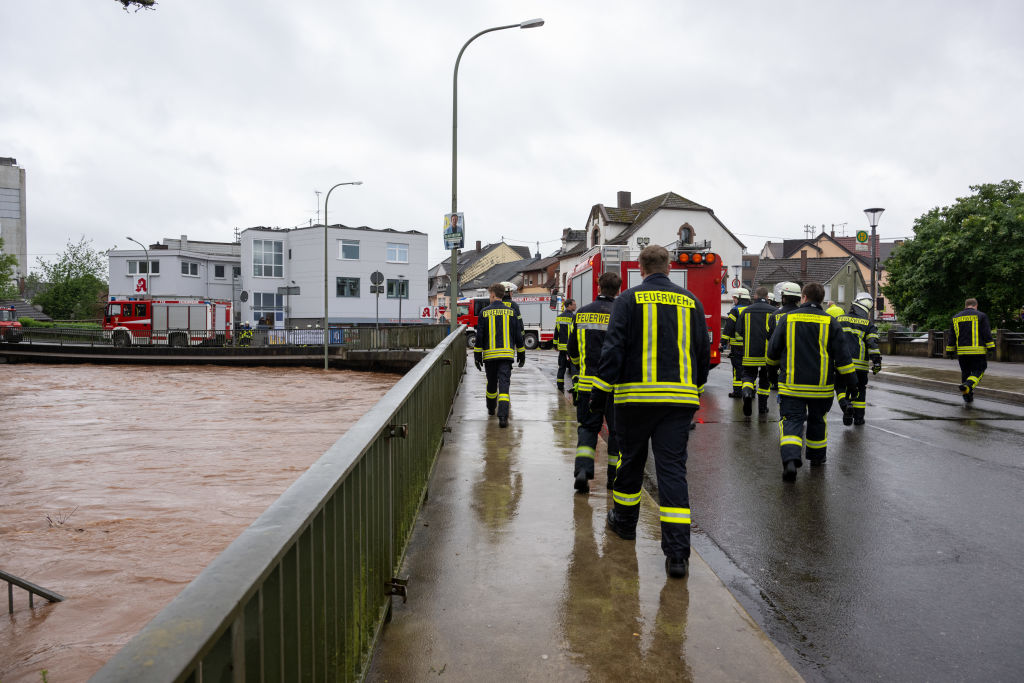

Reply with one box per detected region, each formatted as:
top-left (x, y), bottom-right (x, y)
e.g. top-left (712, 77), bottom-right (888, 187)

top-left (592, 227), bottom-right (600, 247)
top-left (678, 223), bottom-right (695, 245)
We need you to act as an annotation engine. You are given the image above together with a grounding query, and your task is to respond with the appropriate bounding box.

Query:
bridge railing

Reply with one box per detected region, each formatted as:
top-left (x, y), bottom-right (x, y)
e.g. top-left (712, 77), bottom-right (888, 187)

top-left (91, 326), bottom-right (467, 683)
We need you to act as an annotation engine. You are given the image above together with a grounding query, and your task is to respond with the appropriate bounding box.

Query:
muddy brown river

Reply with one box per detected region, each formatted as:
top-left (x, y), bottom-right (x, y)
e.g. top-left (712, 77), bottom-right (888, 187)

top-left (0, 364), bottom-right (398, 682)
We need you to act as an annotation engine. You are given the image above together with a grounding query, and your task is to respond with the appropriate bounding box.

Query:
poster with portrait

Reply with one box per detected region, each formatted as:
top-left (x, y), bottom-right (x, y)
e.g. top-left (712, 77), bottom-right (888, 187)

top-left (443, 212), bottom-right (465, 250)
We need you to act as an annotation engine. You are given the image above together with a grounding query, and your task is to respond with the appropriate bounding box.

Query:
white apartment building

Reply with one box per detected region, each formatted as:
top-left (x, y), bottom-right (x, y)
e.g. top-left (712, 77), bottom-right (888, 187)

top-left (108, 235), bottom-right (241, 301)
top-left (239, 225), bottom-right (428, 327)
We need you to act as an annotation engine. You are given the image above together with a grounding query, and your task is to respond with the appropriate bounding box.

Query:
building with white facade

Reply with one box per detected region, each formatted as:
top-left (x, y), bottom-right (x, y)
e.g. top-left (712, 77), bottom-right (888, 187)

top-left (556, 190), bottom-right (747, 316)
top-left (0, 157), bottom-right (28, 289)
top-left (108, 235), bottom-right (241, 302)
top-left (239, 224), bottom-right (428, 327)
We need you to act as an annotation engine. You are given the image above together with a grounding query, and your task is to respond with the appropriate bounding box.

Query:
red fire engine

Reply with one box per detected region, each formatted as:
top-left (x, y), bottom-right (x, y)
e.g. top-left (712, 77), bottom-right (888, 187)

top-left (566, 244), bottom-right (723, 367)
top-left (457, 291), bottom-right (559, 350)
top-left (103, 299), bottom-right (233, 347)
top-left (0, 305), bottom-right (23, 343)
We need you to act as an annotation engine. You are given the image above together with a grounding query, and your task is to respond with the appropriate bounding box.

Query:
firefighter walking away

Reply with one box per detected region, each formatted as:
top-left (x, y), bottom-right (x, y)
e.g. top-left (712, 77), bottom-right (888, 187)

top-left (473, 282), bottom-right (526, 428)
top-left (946, 297), bottom-right (995, 404)
top-left (838, 292), bottom-right (882, 425)
top-left (735, 286), bottom-right (775, 417)
top-left (721, 288), bottom-right (751, 398)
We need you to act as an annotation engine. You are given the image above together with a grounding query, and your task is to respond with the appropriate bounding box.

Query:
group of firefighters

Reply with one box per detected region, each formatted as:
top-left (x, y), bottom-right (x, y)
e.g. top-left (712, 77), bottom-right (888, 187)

top-left (471, 244), bottom-right (996, 578)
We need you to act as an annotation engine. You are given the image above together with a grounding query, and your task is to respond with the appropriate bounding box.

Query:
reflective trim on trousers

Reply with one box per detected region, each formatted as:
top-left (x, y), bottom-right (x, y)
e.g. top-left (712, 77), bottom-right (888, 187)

top-left (576, 446), bottom-right (595, 460)
top-left (612, 490), bottom-right (642, 506)
top-left (659, 506), bottom-right (691, 524)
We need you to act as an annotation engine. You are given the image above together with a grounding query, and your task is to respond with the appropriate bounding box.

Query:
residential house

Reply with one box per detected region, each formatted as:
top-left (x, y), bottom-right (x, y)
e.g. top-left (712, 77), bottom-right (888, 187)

top-left (556, 190), bottom-right (747, 316)
top-left (427, 241), bottom-right (532, 308)
top-left (752, 252), bottom-right (867, 312)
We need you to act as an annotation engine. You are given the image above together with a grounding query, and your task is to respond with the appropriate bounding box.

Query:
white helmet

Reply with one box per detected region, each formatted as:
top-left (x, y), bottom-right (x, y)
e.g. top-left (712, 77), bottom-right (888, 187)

top-left (779, 281), bottom-right (801, 297)
top-left (854, 292), bottom-right (872, 308)
top-left (500, 281), bottom-right (518, 294)
top-left (767, 290), bottom-right (778, 302)
top-left (731, 287), bottom-right (750, 299)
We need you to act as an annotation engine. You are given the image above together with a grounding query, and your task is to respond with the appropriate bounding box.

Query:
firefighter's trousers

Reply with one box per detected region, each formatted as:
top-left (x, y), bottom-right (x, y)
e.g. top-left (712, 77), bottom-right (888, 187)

top-left (729, 348), bottom-right (744, 391)
top-left (484, 359), bottom-right (513, 419)
top-left (557, 350), bottom-right (575, 389)
top-left (958, 354), bottom-right (987, 395)
top-left (779, 396), bottom-right (832, 465)
top-left (834, 369), bottom-right (869, 418)
top-left (741, 364), bottom-right (772, 407)
top-left (613, 404), bottom-right (697, 560)
top-left (575, 391), bottom-right (618, 480)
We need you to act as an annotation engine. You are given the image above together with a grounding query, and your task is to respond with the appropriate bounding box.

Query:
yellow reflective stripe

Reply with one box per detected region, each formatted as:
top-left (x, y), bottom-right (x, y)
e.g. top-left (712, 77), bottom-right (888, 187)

top-left (607, 452), bottom-right (620, 465)
top-left (779, 386), bottom-right (835, 398)
top-left (956, 345), bottom-right (986, 354)
top-left (851, 401), bottom-right (866, 408)
top-left (613, 490), bottom-right (642, 506)
top-left (486, 390), bottom-right (498, 399)
top-left (497, 394), bottom-right (509, 402)
top-left (836, 363), bottom-right (856, 374)
top-left (482, 349), bottom-right (514, 360)
top-left (591, 377), bottom-right (613, 392)
top-left (781, 436), bottom-right (804, 447)
top-left (613, 394), bottom-right (700, 405)
top-left (659, 507), bottom-right (692, 524)
top-left (576, 446), bottom-right (595, 460)
top-left (806, 438), bottom-right (827, 448)
top-left (817, 320), bottom-right (828, 386)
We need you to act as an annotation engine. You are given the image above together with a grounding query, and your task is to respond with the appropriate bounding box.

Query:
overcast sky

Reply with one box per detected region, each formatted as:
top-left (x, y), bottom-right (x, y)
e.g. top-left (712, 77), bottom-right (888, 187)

top-left (3, 0), bottom-right (1022, 272)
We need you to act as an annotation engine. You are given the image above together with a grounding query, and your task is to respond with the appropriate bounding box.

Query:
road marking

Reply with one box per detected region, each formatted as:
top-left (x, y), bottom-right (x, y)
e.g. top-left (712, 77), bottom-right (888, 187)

top-left (867, 423), bottom-right (942, 449)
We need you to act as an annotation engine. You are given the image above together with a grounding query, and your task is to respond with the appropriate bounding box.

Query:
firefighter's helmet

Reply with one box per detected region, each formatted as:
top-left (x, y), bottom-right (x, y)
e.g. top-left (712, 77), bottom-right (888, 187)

top-left (854, 291), bottom-right (873, 308)
top-left (767, 290), bottom-right (777, 303)
top-left (731, 287), bottom-right (750, 299)
top-left (779, 282), bottom-right (801, 298)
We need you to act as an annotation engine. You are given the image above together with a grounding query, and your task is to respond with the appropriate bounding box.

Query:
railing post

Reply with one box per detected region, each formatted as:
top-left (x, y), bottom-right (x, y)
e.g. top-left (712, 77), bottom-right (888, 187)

top-left (996, 328), bottom-right (1006, 362)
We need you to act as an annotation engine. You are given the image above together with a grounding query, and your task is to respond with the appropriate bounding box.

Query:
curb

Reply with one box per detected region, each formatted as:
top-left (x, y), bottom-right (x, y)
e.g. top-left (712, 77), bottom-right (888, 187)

top-left (871, 371), bottom-right (1024, 406)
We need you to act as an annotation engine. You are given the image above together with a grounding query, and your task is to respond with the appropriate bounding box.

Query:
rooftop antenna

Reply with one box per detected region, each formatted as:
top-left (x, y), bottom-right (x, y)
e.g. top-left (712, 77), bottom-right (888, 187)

top-left (314, 190), bottom-right (322, 225)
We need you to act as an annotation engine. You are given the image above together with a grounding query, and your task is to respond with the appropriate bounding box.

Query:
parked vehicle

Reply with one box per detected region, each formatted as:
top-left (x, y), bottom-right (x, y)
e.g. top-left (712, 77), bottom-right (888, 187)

top-left (566, 243), bottom-right (724, 368)
top-left (103, 299), bottom-right (233, 347)
top-left (457, 291), bottom-right (559, 350)
top-left (0, 305), bottom-right (22, 343)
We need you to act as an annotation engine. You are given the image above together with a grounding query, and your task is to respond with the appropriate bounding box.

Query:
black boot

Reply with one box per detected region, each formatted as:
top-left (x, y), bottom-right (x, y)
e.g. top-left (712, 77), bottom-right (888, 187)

top-left (782, 460), bottom-right (799, 482)
top-left (728, 389), bottom-right (743, 398)
top-left (606, 509), bottom-right (636, 540)
top-left (573, 470), bottom-right (589, 494)
top-left (742, 387), bottom-right (753, 416)
top-left (758, 395), bottom-right (769, 414)
top-left (665, 556), bottom-right (689, 579)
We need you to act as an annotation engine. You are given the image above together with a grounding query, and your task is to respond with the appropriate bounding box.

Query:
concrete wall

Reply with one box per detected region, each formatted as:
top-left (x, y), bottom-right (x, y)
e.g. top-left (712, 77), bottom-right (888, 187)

top-left (0, 160), bottom-right (27, 285)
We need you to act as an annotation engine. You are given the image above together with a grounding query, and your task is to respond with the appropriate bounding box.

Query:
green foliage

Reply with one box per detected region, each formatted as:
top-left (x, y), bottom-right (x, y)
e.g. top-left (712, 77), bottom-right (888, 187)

top-left (883, 180), bottom-right (1024, 331)
top-left (18, 318), bottom-right (101, 329)
top-left (0, 236), bottom-right (20, 299)
top-left (31, 237), bottom-right (109, 320)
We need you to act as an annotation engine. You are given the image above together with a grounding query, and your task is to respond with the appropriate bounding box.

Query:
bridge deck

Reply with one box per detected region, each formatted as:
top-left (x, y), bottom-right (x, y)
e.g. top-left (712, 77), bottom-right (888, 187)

top-left (368, 351), bottom-right (800, 681)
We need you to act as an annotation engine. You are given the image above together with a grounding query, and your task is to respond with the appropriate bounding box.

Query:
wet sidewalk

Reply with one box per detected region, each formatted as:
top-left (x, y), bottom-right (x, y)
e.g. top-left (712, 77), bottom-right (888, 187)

top-left (367, 355), bottom-right (801, 681)
top-left (874, 354), bottom-right (1024, 404)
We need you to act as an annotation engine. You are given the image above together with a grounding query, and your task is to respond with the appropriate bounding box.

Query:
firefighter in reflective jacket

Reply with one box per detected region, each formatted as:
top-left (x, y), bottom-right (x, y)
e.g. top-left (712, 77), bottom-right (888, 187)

top-left (721, 288), bottom-right (751, 397)
top-left (592, 245), bottom-right (710, 579)
top-left (766, 282), bottom-right (857, 482)
top-left (946, 297), bottom-right (995, 403)
top-left (766, 282), bottom-right (802, 392)
top-left (500, 281), bottom-right (525, 341)
top-left (567, 272), bottom-right (621, 494)
top-left (837, 292), bottom-right (882, 425)
top-left (735, 286), bottom-right (776, 416)
top-left (473, 282), bottom-right (526, 428)
top-left (555, 299), bottom-right (577, 392)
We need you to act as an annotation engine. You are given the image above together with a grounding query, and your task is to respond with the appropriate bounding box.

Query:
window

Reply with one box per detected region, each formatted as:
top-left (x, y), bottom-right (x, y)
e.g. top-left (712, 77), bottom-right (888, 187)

top-left (135, 303), bottom-right (147, 316)
top-left (678, 223), bottom-right (695, 244)
top-left (743, 259), bottom-right (752, 268)
top-left (340, 239), bottom-right (359, 260)
top-left (837, 284), bottom-right (846, 302)
top-left (253, 239), bottom-right (284, 277)
top-left (181, 261), bottom-right (199, 277)
top-left (336, 277), bottom-right (360, 297)
top-left (253, 292), bottom-right (284, 326)
top-left (214, 264), bottom-right (225, 279)
top-left (127, 260), bottom-right (159, 275)
top-left (107, 304), bottom-right (121, 316)
top-left (386, 242), bottom-right (409, 263)
top-left (387, 279), bottom-right (409, 299)
top-left (232, 266), bottom-right (241, 278)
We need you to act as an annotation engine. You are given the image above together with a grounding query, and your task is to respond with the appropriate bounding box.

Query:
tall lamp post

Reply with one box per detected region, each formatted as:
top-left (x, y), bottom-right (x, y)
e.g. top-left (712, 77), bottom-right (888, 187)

top-left (448, 18), bottom-right (544, 327)
top-left (323, 181), bottom-right (363, 370)
top-left (125, 236), bottom-right (151, 299)
top-left (863, 207), bottom-right (885, 322)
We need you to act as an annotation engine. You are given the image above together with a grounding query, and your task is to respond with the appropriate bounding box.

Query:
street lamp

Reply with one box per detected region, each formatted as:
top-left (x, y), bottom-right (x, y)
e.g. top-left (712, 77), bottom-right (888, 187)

top-left (323, 181), bottom-right (363, 370)
top-left (863, 207), bottom-right (885, 322)
top-left (448, 18), bottom-right (545, 329)
top-left (125, 236), bottom-right (152, 299)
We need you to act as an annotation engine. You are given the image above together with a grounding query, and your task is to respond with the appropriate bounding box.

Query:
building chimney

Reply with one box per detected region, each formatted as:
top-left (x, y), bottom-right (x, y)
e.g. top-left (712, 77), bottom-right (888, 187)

top-left (180, 235), bottom-right (188, 250)
top-left (800, 250), bottom-right (808, 281)
top-left (476, 240), bottom-right (482, 253)
top-left (617, 191), bottom-right (631, 208)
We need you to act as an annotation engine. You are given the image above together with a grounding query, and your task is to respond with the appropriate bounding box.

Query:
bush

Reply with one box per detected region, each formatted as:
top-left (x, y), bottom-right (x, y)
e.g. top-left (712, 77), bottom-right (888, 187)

top-left (19, 318), bottom-right (102, 329)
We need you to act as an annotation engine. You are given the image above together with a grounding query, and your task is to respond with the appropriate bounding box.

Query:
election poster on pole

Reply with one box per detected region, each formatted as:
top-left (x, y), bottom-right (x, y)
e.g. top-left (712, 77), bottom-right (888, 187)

top-left (443, 213), bottom-right (465, 250)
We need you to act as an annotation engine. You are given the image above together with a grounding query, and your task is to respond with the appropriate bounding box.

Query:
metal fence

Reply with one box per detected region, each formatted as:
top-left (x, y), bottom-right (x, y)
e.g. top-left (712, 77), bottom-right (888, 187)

top-left (91, 326), bottom-right (467, 682)
top-left (5, 325), bottom-right (449, 350)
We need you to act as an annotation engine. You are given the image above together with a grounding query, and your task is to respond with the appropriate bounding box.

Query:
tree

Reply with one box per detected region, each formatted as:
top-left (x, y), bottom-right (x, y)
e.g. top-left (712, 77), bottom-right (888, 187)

top-left (883, 180), bottom-right (1024, 331)
top-left (32, 237), bottom-right (109, 320)
top-left (117, 0), bottom-right (157, 10)
top-left (0, 237), bottom-right (20, 299)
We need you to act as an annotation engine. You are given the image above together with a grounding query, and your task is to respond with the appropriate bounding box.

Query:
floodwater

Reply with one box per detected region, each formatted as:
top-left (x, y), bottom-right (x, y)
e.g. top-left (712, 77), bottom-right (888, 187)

top-left (0, 364), bottom-right (397, 682)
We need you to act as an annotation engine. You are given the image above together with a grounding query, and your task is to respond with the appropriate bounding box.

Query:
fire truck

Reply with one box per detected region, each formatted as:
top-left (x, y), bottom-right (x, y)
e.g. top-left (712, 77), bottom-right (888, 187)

top-left (0, 305), bottom-right (23, 343)
top-left (103, 299), bottom-right (233, 347)
top-left (566, 243), bottom-right (724, 368)
top-left (456, 289), bottom-right (559, 350)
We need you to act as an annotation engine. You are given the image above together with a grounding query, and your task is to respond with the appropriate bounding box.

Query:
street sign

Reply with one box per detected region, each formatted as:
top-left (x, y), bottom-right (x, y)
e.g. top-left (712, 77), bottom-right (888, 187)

top-left (276, 285), bottom-right (300, 295)
top-left (370, 271), bottom-right (384, 285)
top-left (443, 213), bottom-right (465, 250)
top-left (856, 230), bottom-right (869, 243)
top-left (370, 285), bottom-right (383, 294)
top-left (420, 307), bottom-right (432, 319)
top-left (731, 278), bottom-right (741, 289)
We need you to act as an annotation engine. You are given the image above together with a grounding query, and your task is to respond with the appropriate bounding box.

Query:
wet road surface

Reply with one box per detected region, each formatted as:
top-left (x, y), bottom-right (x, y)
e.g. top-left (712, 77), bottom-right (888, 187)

top-left (688, 364), bottom-right (1024, 681)
top-left (1, 364), bottom-right (397, 682)
top-left (368, 351), bottom-right (800, 682)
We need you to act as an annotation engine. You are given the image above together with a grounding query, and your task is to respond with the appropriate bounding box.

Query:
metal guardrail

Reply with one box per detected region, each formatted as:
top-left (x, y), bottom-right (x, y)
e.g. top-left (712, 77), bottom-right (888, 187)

top-left (91, 326), bottom-right (467, 683)
top-left (1, 568), bottom-right (66, 614)
top-left (5, 325), bottom-right (449, 350)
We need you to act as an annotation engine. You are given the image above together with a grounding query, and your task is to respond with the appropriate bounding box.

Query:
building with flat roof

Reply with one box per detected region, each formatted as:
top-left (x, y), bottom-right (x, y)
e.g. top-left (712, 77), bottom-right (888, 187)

top-left (0, 157), bottom-right (27, 289)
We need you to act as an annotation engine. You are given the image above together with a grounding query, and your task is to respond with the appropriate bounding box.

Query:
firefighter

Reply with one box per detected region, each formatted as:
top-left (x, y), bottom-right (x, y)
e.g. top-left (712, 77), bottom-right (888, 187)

top-left (767, 290), bottom-right (779, 308)
top-left (591, 245), bottom-right (710, 579)
top-left (567, 272), bottom-right (621, 494)
top-left (721, 287), bottom-right (751, 398)
top-left (473, 282), bottom-right (526, 428)
top-left (766, 282), bottom-right (857, 481)
top-left (838, 292), bottom-right (882, 425)
top-left (555, 298), bottom-right (577, 392)
top-left (735, 286), bottom-right (776, 416)
top-left (499, 281), bottom-right (525, 342)
top-left (945, 297), bottom-right (995, 403)
top-left (767, 282), bottom-right (801, 392)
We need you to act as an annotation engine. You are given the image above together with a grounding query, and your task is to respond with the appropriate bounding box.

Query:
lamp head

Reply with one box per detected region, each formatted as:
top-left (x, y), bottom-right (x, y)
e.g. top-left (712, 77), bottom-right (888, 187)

top-left (520, 18), bottom-right (544, 28)
top-left (863, 207), bottom-right (885, 228)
